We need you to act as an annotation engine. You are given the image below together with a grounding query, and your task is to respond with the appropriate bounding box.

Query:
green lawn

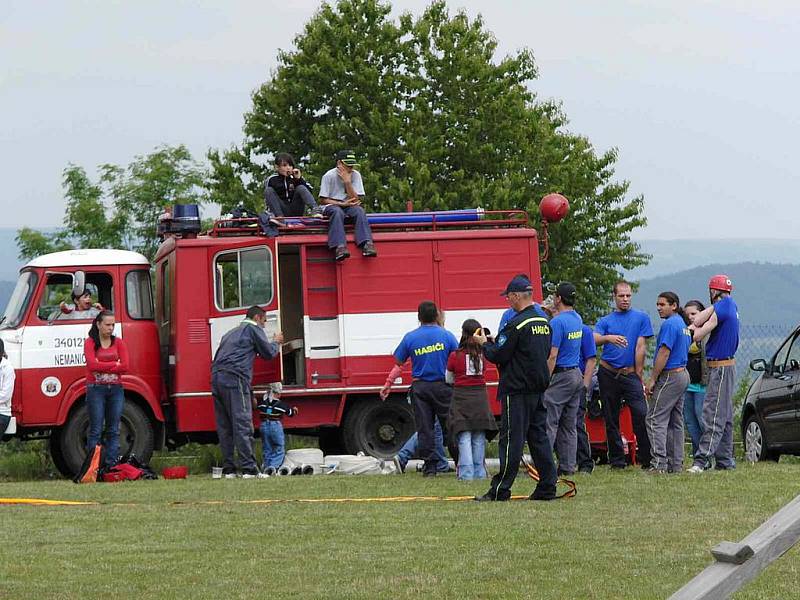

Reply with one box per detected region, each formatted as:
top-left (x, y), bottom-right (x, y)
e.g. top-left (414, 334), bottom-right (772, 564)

top-left (1, 463), bottom-right (799, 599)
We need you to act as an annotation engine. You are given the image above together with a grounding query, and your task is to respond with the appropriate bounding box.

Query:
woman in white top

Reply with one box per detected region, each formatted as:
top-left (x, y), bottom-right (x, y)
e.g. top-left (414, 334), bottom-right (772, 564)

top-left (0, 339), bottom-right (15, 437)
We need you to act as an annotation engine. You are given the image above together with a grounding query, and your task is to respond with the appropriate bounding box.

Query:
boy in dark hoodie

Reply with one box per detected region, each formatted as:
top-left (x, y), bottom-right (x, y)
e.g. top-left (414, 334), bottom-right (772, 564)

top-left (264, 153), bottom-right (322, 219)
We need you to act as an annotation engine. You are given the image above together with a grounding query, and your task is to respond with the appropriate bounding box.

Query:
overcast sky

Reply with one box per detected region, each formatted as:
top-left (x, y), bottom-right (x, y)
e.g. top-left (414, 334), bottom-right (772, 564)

top-left (2, 0), bottom-right (799, 239)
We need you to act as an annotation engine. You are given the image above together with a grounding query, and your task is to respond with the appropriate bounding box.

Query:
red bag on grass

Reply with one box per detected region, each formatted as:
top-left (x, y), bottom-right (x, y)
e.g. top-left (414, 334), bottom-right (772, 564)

top-left (100, 463), bottom-right (144, 483)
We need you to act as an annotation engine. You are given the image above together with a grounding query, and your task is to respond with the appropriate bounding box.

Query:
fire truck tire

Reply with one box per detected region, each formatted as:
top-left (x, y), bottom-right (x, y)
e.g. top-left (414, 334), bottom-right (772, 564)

top-left (341, 397), bottom-right (416, 459)
top-left (318, 429), bottom-right (346, 456)
top-left (53, 400), bottom-right (155, 478)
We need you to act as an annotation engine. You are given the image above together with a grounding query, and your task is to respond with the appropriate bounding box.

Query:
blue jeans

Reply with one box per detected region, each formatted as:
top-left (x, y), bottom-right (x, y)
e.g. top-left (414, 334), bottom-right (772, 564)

top-left (86, 383), bottom-right (124, 468)
top-left (684, 389), bottom-right (706, 456)
top-left (457, 430), bottom-right (487, 480)
top-left (260, 420), bottom-right (286, 470)
top-left (397, 420), bottom-right (449, 472)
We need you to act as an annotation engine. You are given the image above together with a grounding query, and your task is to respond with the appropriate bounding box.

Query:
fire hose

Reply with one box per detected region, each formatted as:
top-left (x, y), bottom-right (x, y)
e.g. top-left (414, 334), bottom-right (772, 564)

top-left (521, 457), bottom-right (577, 499)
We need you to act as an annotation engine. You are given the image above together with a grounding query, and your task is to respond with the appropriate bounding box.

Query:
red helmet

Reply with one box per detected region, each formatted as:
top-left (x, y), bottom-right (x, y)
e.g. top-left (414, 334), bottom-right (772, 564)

top-left (708, 274), bottom-right (733, 292)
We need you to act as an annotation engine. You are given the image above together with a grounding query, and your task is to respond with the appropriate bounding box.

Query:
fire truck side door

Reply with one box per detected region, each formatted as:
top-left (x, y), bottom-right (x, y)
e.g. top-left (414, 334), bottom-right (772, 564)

top-left (209, 243), bottom-right (282, 387)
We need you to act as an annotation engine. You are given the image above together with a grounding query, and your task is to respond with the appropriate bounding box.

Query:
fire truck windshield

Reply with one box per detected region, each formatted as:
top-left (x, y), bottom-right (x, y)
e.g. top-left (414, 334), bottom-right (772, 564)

top-left (0, 271), bottom-right (38, 330)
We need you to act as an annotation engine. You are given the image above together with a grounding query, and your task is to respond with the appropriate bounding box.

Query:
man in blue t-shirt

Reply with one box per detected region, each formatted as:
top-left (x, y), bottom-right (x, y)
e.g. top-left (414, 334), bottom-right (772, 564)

top-left (380, 300), bottom-right (458, 476)
top-left (594, 280), bottom-right (654, 468)
top-left (543, 282), bottom-right (585, 475)
top-left (644, 292), bottom-right (691, 473)
top-left (687, 274), bottom-right (740, 473)
top-left (575, 323), bottom-right (597, 473)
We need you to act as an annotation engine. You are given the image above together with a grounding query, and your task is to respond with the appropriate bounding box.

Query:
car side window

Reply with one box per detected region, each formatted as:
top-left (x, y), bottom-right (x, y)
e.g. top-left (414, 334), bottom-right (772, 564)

top-left (772, 333), bottom-right (799, 375)
top-left (784, 334), bottom-right (800, 373)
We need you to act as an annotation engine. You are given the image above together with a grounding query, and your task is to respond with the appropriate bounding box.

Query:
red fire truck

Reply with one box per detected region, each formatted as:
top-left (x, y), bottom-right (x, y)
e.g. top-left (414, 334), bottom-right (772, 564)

top-left (1, 209), bottom-right (560, 476)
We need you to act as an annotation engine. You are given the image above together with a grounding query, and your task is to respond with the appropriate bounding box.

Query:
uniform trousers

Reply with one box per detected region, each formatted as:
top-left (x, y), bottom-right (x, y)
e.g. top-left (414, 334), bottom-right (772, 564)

top-left (212, 376), bottom-right (258, 473)
top-left (486, 392), bottom-right (557, 501)
top-left (598, 367), bottom-right (651, 467)
top-left (545, 368), bottom-right (584, 473)
top-left (646, 370), bottom-right (689, 470)
top-left (411, 380), bottom-right (453, 475)
top-left (693, 364), bottom-right (736, 469)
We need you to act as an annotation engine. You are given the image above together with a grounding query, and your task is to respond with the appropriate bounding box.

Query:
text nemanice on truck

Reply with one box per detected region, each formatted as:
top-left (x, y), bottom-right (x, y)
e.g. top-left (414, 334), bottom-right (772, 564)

top-left (0, 203), bottom-right (570, 477)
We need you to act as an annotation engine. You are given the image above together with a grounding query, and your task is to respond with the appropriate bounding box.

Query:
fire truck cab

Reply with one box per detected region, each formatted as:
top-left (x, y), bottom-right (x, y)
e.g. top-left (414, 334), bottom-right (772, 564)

top-left (1, 210), bottom-right (548, 476)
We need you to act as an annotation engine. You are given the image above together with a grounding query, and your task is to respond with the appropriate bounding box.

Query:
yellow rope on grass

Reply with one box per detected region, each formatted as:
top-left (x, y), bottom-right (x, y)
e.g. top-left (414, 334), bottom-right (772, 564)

top-left (0, 498), bottom-right (98, 506)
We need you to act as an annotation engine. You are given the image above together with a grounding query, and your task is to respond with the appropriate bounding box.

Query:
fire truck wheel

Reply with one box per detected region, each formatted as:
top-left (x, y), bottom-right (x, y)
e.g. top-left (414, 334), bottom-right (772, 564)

top-left (342, 398), bottom-right (416, 459)
top-left (318, 429), bottom-right (346, 456)
top-left (52, 399), bottom-right (155, 478)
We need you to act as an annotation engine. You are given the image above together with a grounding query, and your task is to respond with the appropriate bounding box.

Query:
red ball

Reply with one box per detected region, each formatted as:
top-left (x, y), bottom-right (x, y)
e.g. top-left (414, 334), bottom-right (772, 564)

top-left (539, 193), bottom-right (569, 222)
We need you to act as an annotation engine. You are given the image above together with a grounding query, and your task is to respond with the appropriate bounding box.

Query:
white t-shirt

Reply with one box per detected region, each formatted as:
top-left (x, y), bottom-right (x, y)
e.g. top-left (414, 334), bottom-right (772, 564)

top-left (318, 167), bottom-right (365, 201)
top-left (0, 358), bottom-right (15, 416)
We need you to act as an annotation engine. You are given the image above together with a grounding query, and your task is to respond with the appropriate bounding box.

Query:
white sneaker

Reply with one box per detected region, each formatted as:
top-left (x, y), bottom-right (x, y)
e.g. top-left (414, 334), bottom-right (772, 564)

top-left (224, 472), bottom-right (238, 479)
top-left (687, 465), bottom-right (705, 474)
top-left (242, 471), bottom-right (269, 479)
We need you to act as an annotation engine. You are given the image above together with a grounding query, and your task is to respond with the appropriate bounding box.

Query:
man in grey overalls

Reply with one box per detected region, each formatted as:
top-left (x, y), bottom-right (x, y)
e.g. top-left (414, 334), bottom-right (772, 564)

top-left (212, 305), bottom-right (284, 478)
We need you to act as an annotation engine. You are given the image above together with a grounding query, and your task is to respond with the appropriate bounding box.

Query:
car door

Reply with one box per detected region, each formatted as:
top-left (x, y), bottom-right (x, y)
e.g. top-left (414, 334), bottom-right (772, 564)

top-left (758, 331), bottom-right (800, 444)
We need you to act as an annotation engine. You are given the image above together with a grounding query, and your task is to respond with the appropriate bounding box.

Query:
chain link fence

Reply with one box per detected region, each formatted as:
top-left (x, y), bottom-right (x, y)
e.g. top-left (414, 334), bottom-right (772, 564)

top-left (735, 323), bottom-right (796, 385)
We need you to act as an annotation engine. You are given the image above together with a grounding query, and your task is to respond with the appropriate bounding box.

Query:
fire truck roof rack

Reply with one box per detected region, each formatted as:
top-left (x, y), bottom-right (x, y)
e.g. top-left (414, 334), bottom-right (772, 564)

top-left (208, 208), bottom-right (530, 237)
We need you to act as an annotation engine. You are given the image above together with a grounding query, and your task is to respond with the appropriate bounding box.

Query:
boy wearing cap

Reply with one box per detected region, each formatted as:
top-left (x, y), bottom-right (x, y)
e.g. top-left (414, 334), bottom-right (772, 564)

top-left (473, 275), bottom-right (556, 501)
top-left (544, 282), bottom-right (585, 476)
top-left (687, 275), bottom-right (740, 473)
top-left (318, 150), bottom-right (377, 261)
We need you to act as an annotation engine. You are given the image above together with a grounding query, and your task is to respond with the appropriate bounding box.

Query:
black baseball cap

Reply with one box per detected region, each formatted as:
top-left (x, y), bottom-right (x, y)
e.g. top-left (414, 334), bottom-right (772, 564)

top-left (556, 282), bottom-right (577, 303)
top-left (335, 150), bottom-right (360, 167)
top-left (500, 275), bottom-right (533, 296)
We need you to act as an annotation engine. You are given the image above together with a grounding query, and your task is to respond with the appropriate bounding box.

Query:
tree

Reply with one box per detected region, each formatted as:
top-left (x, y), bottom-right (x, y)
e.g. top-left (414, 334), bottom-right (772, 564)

top-left (17, 145), bottom-right (207, 262)
top-left (207, 0), bottom-right (648, 321)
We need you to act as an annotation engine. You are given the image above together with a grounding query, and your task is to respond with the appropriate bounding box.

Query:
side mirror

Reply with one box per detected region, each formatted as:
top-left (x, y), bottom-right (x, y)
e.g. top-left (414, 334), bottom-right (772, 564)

top-left (72, 270), bottom-right (86, 299)
top-left (750, 358), bottom-right (767, 372)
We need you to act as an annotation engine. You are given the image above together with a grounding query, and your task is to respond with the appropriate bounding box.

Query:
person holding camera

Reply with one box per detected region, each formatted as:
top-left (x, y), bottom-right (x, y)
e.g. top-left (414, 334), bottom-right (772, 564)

top-left (264, 153), bottom-right (322, 219)
top-left (446, 319), bottom-right (498, 481)
top-left (318, 150), bottom-right (377, 261)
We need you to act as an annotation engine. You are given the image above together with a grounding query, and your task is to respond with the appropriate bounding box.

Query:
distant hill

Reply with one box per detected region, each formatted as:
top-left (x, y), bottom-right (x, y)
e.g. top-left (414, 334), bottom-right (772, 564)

top-left (633, 262), bottom-right (800, 327)
top-left (627, 239), bottom-right (800, 280)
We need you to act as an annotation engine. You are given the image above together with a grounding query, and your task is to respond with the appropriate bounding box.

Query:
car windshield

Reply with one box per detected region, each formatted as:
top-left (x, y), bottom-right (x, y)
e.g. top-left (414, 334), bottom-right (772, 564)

top-left (0, 271), bottom-right (38, 330)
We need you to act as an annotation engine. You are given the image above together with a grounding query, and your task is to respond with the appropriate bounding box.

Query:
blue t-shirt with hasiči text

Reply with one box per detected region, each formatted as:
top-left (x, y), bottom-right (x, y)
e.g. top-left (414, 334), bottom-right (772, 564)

top-left (578, 324), bottom-right (597, 373)
top-left (550, 310), bottom-right (584, 368)
top-left (706, 296), bottom-right (740, 360)
top-left (595, 309), bottom-right (654, 368)
top-left (393, 325), bottom-right (459, 382)
top-left (655, 314), bottom-right (691, 370)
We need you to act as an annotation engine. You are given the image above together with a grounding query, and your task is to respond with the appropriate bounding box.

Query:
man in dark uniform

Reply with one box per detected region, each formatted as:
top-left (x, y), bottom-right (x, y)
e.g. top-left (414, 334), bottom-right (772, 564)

top-left (474, 275), bottom-right (556, 501)
top-left (212, 305), bottom-right (284, 478)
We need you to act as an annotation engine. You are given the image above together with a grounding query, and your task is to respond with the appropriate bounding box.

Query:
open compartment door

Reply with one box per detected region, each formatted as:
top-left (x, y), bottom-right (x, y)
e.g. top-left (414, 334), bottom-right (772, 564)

top-left (209, 242), bottom-right (282, 387)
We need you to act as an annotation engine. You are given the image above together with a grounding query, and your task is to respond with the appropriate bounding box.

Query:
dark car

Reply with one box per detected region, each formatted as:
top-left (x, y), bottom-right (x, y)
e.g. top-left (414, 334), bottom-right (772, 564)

top-left (741, 326), bottom-right (800, 461)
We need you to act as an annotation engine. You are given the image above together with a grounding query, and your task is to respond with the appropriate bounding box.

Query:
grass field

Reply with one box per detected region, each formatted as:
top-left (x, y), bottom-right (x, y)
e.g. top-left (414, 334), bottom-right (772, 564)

top-left (2, 461), bottom-right (800, 599)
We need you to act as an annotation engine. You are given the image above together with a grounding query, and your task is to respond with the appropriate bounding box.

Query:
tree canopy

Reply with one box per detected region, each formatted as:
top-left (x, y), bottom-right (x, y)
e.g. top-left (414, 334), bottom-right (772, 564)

top-left (207, 0), bottom-right (648, 320)
top-left (16, 145), bottom-right (206, 262)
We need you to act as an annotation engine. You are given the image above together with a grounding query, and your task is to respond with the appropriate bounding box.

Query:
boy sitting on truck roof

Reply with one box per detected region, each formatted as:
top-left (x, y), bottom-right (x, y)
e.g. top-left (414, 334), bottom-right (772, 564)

top-left (264, 153), bottom-right (323, 219)
top-left (318, 150), bottom-right (377, 261)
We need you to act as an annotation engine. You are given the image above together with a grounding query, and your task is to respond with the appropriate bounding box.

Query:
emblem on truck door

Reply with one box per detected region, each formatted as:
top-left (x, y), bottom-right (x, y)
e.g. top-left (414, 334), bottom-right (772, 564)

top-left (41, 376), bottom-right (62, 397)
